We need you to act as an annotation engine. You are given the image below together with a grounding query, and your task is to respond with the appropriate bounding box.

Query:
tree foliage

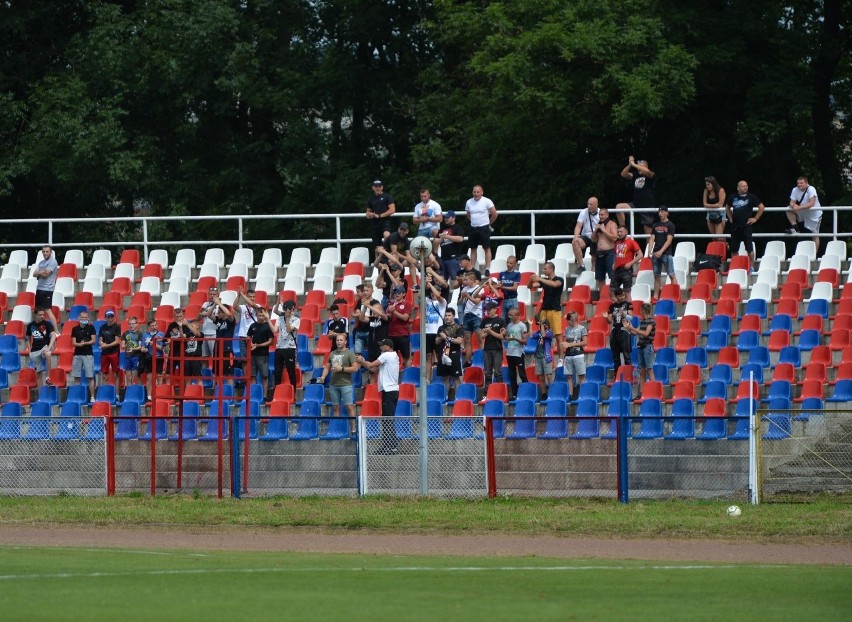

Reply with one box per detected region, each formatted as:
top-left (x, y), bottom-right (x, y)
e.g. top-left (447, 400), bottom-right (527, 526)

top-left (0, 0), bottom-right (848, 241)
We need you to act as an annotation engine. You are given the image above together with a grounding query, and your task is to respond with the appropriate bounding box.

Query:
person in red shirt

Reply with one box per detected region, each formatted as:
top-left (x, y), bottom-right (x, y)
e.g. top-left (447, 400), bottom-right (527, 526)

top-left (386, 286), bottom-right (413, 367)
top-left (611, 225), bottom-right (643, 302)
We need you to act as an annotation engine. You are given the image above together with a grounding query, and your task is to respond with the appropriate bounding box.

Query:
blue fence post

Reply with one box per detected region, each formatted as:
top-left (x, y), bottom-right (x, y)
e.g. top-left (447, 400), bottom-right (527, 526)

top-left (231, 416), bottom-right (241, 499)
top-left (618, 413), bottom-right (629, 503)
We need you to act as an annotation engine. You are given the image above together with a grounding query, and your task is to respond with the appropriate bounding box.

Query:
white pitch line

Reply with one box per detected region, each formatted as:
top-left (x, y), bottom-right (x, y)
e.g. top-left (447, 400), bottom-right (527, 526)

top-left (0, 564), bottom-right (787, 581)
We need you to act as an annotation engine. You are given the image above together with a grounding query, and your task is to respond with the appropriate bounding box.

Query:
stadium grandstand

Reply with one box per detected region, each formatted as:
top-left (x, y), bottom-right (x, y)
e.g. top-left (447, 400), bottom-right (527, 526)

top-left (1, 207), bottom-right (851, 497)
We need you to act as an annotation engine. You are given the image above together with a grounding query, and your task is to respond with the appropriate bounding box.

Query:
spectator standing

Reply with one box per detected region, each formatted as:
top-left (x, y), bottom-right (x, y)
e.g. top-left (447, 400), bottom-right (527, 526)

top-left (98, 310), bottom-right (122, 392)
top-left (376, 221), bottom-right (420, 290)
top-left (435, 308), bottom-right (464, 400)
top-left (423, 276), bottom-right (447, 369)
top-left (529, 262), bottom-right (565, 363)
top-left (504, 307), bottom-right (529, 400)
top-left (605, 288), bottom-right (632, 379)
top-left (357, 338), bottom-right (400, 454)
top-left (325, 304), bottom-right (349, 341)
top-left (703, 176), bottom-right (727, 243)
top-left (785, 176), bottom-right (822, 252)
top-left (363, 292), bottom-right (390, 382)
top-left (140, 320), bottom-right (165, 380)
top-left (612, 226), bottom-right (643, 301)
top-left (317, 334), bottom-right (358, 417)
top-left (33, 245), bottom-right (59, 327)
top-left (592, 207), bottom-right (618, 296)
top-left (497, 255), bottom-right (521, 322)
top-left (212, 303), bottom-right (236, 378)
top-left (198, 287), bottom-right (222, 363)
top-left (271, 297), bottom-right (299, 388)
top-left (70, 311), bottom-right (97, 401)
top-left (458, 271), bottom-right (484, 367)
top-left (648, 207), bottom-right (676, 301)
top-left (572, 197), bottom-right (601, 275)
top-left (615, 156), bottom-right (656, 233)
top-left (436, 211), bottom-right (465, 281)
top-left (26, 307), bottom-right (57, 388)
top-left (352, 283), bottom-right (373, 356)
top-left (375, 262), bottom-right (405, 308)
top-left (366, 180), bottom-right (397, 260)
top-left (624, 303), bottom-right (655, 400)
top-left (530, 318), bottom-right (555, 400)
top-left (386, 286), bottom-right (413, 367)
top-left (247, 308), bottom-right (274, 401)
top-left (165, 308), bottom-right (202, 382)
top-left (121, 316), bottom-right (144, 386)
top-left (562, 311), bottom-right (588, 400)
top-left (464, 185), bottom-right (498, 275)
top-left (413, 188), bottom-right (443, 239)
top-left (234, 288), bottom-right (260, 390)
top-left (479, 301), bottom-right (506, 399)
top-left (725, 180), bottom-right (765, 269)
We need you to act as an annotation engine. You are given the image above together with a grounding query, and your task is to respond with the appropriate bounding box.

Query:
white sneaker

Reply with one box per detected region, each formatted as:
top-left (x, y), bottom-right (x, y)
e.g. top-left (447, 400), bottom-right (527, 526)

top-left (557, 359), bottom-right (564, 368)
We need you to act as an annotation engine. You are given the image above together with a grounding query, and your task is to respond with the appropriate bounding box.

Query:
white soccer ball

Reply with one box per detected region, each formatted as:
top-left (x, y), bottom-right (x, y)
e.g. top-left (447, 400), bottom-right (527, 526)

top-left (727, 505), bottom-right (742, 517)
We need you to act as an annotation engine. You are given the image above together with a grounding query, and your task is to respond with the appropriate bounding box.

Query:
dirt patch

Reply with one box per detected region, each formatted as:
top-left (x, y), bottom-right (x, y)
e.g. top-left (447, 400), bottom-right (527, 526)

top-left (2, 525), bottom-right (850, 565)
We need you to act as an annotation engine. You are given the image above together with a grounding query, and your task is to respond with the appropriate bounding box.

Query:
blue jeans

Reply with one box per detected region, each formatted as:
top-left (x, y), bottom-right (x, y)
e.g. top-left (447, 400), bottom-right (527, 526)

top-left (502, 297), bottom-right (518, 322)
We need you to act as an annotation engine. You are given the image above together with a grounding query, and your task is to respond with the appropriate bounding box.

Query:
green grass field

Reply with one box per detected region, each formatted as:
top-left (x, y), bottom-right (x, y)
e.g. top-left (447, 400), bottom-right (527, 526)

top-left (1, 546), bottom-right (850, 622)
top-left (1, 494), bottom-right (850, 620)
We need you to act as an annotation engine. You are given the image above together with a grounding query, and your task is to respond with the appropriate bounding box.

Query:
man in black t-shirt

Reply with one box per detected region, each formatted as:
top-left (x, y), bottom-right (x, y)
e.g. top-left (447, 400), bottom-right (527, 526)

top-left (529, 261), bottom-right (565, 362)
top-left (247, 309), bottom-right (275, 400)
top-left (649, 207), bottom-right (676, 300)
top-left (605, 288), bottom-right (632, 377)
top-left (166, 308), bottom-right (202, 381)
top-left (367, 179), bottom-right (396, 258)
top-left (615, 156), bottom-right (656, 232)
top-left (436, 211), bottom-right (466, 281)
top-left (70, 311), bottom-right (97, 400)
top-left (725, 180), bottom-right (765, 269)
top-left (325, 304), bottom-right (349, 340)
top-left (479, 301), bottom-right (507, 394)
top-left (26, 307), bottom-right (57, 387)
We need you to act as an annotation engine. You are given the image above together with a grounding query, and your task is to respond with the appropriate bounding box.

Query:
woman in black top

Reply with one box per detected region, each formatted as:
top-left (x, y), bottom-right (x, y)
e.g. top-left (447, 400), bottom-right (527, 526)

top-left (703, 176), bottom-right (727, 244)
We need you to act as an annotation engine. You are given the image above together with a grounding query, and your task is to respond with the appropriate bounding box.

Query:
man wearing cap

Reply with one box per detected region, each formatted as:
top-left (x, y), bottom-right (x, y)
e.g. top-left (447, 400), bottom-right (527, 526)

top-left (479, 300), bottom-right (506, 399)
top-left (648, 207), bottom-right (676, 301)
top-left (366, 179), bottom-right (397, 260)
top-left (387, 286), bottom-right (413, 367)
top-left (98, 310), bottom-right (123, 392)
top-left (464, 185), bottom-right (498, 275)
top-left (436, 210), bottom-right (465, 281)
top-left (413, 188), bottom-right (443, 239)
top-left (357, 338), bottom-right (400, 453)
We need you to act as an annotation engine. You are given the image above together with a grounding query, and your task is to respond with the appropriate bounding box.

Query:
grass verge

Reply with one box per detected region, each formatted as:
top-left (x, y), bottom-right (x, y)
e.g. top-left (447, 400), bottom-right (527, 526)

top-left (1, 494), bottom-right (850, 541)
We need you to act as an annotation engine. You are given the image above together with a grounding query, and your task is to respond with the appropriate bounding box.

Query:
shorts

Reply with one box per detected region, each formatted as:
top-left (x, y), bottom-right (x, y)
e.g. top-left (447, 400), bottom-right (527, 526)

top-left (371, 221), bottom-right (393, 247)
top-left (390, 335), bottom-right (411, 359)
top-left (123, 356), bottom-right (140, 372)
top-left (595, 249), bottom-right (615, 282)
top-left (538, 310), bottom-right (562, 336)
top-left (425, 333), bottom-right (438, 357)
top-left (35, 290), bottom-right (53, 310)
top-left (535, 357), bottom-right (553, 376)
top-left (610, 267), bottom-right (634, 290)
top-left (71, 355), bottom-right (94, 379)
top-left (707, 210), bottom-right (726, 223)
top-left (353, 330), bottom-right (369, 355)
top-left (100, 351), bottom-right (120, 375)
top-left (29, 346), bottom-right (50, 368)
top-left (576, 235), bottom-right (595, 251)
top-left (467, 224), bottom-right (492, 248)
top-left (329, 384), bottom-right (354, 407)
top-left (652, 255), bottom-right (675, 277)
top-left (184, 358), bottom-right (203, 378)
top-left (563, 354), bottom-right (586, 377)
top-left (201, 335), bottom-right (217, 358)
top-left (632, 204), bottom-right (656, 228)
top-left (795, 212), bottom-right (822, 234)
top-left (637, 344), bottom-right (655, 369)
top-left (462, 312), bottom-right (482, 334)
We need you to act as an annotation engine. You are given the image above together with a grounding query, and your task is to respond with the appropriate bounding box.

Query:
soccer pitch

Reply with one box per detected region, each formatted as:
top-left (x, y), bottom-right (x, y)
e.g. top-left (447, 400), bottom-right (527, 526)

top-left (1, 546), bottom-right (849, 621)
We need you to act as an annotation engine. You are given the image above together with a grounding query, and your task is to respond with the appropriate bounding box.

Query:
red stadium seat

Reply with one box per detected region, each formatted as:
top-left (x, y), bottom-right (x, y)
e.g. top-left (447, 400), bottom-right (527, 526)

top-left (705, 241), bottom-right (728, 263)
top-left (119, 249), bottom-right (141, 269)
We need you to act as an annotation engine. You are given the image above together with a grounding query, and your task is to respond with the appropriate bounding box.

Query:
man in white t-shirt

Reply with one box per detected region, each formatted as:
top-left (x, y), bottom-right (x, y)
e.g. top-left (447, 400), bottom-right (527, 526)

top-left (357, 338), bottom-right (400, 454)
top-left (464, 185), bottom-right (497, 275)
top-left (572, 197), bottom-right (600, 275)
top-left (412, 188), bottom-right (443, 239)
top-left (784, 176), bottom-right (823, 252)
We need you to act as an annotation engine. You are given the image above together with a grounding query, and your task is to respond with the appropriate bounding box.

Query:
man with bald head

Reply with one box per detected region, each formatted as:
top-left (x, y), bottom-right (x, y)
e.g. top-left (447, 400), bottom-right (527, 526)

top-left (572, 197), bottom-right (600, 275)
top-left (725, 180), bottom-right (765, 269)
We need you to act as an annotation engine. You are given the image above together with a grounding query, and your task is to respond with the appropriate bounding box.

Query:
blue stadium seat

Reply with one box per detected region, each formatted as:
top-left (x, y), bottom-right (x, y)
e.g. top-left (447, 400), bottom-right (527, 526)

top-left (705, 330), bottom-right (729, 353)
top-left (570, 398), bottom-right (600, 439)
top-left (684, 347), bottom-right (708, 368)
top-left (0, 351), bottom-right (21, 373)
top-left (634, 398), bottom-right (663, 439)
top-left (123, 384), bottom-right (147, 407)
top-left (608, 381), bottom-right (632, 404)
top-left (827, 379), bottom-right (852, 404)
top-left (401, 366), bottom-right (421, 387)
top-left (665, 399), bottom-right (695, 439)
top-left (737, 330), bottom-right (761, 352)
top-left (0, 402), bottom-right (23, 439)
top-left (547, 381), bottom-right (570, 402)
top-left (762, 395), bottom-right (791, 440)
top-left (483, 400), bottom-right (505, 438)
top-left (54, 402), bottom-right (82, 439)
top-left (426, 399), bottom-right (444, 439)
top-left (796, 397), bottom-right (824, 420)
top-left (320, 415), bottom-right (351, 440)
top-left (199, 401), bottom-right (230, 441)
top-left (743, 298), bottom-right (767, 319)
top-left (798, 329), bottom-right (822, 353)
top-left (655, 347), bottom-right (676, 370)
top-left (513, 382), bottom-right (539, 404)
top-left (706, 315), bottom-right (732, 336)
top-left (654, 299), bottom-right (676, 320)
top-left (36, 385), bottom-right (59, 406)
top-left (139, 417), bottom-right (168, 440)
top-left (94, 384), bottom-right (118, 405)
top-left (777, 346), bottom-right (801, 367)
top-left (766, 314), bottom-right (792, 336)
top-left (296, 349), bottom-right (314, 373)
top-left (452, 382), bottom-right (478, 404)
top-left (739, 363), bottom-right (764, 385)
top-left (64, 384), bottom-right (89, 406)
top-left (699, 380), bottom-right (728, 403)
top-left (652, 363), bottom-right (671, 385)
top-left (24, 402), bottom-right (53, 440)
top-left (291, 401), bottom-right (321, 440)
top-left (707, 364), bottom-right (733, 386)
top-left (83, 418), bottom-right (105, 440)
top-left (426, 382), bottom-right (448, 404)
top-left (593, 349), bottom-right (614, 370)
top-left (601, 399), bottom-right (630, 439)
top-left (506, 399), bottom-right (537, 439)
top-left (573, 381), bottom-right (600, 404)
top-left (746, 347), bottom-right (770, 370)
top-left (235, 401), bottom-right (259, 440)
top-left (115, 402), bottom-right (140, 439)
top-left (260, 416), bottom-right (290, 441)
top-left (728, 399), bottom-right (758, 440)
top-left (538, 399), bottom-right (568, 439)
top-left (805, 298), bottom-right (829, 319)
top-left (766, 380), bottom-right (792, 404)
top-left (169, 401), bottom-right (200, 441)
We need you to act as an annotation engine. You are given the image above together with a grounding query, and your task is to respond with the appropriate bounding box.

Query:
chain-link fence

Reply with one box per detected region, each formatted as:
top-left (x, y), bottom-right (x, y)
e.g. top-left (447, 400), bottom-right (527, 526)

top-left (356, 417), bottom-right (487, 497)
top-left (488, 416), bottom-right (619, 498)
top-left (233, 416), bottom-right (359, 497)
top-left (760, 408), bottom-right (852, 500)
top-left (0, 417), bottom-right (107, 495)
